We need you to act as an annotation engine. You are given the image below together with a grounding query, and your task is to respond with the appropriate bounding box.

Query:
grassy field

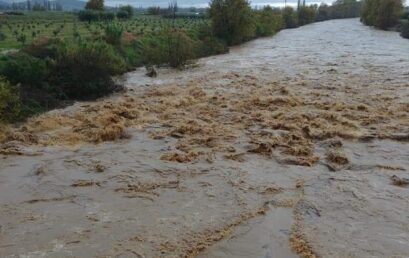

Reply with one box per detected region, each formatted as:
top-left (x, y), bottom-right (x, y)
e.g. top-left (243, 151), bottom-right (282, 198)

top-left (0, 11), bottom-right (208, 50)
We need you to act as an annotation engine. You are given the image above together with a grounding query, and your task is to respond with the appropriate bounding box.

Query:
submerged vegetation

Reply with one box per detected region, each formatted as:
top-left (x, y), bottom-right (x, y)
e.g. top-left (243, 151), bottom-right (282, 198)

top-left (0, 0), bottom-right (362, 123)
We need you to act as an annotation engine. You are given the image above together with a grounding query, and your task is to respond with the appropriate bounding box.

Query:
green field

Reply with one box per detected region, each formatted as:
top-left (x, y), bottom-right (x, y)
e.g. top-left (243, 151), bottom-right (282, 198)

top-left (0, 11), bottom-right (208, 50)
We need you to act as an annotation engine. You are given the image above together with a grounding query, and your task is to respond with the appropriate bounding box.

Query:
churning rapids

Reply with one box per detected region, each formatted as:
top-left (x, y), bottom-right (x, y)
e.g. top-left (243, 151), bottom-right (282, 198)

top-left (0, 18), bottom-right (408, 258)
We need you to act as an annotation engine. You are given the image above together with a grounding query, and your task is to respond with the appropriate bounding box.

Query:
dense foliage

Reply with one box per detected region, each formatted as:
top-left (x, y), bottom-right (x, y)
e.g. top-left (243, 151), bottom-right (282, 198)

top-left (254, 6), bottom-right (283, 37)
top-left (400, 20), bottom-right (409, 39)
top-left (209, 0), bottom-right (255, 45)
top-left (316, 0), bottom-right (362, 21)
top-left (282, 7), bottom-right (299, 28)
top-left (85, 0), bottom-right (104, 11)
top-left (361, 0), bottom-right (404, 29)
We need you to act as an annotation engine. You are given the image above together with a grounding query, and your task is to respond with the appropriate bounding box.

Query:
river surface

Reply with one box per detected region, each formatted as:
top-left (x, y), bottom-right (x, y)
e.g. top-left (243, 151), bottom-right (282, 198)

top-left (0, 19), bottom-right (408, 258)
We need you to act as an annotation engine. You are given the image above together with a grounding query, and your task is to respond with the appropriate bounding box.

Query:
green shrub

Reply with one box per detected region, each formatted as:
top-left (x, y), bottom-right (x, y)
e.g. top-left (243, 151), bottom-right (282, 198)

top-left (164, 29), bottom-right (196, 68)
top-left (49, 42), bottom-right (126, 100)
top-left (197, 36), bottom-right (228, 57)
top-left (23, 37), bottom-right (61, 59)
top-left (139, 36), bottom-right (167, 65)
top-left (0, 52), bottom-right (48, 87)
top-left (139, 29), bottom-right (197, 68)
top-left (122, 45), bottom-right (143, 67)
top-left (196, 23), bottom-right (228, 56)
top-left (0, 77), bottom-right (21, 123)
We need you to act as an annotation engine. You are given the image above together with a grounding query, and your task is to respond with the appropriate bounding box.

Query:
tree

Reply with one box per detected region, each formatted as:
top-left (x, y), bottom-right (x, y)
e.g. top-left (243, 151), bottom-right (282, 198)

top-left (117, 5), bottom-right (133, 19)
top-left (209, 0), bottom-right (255, 45)
top-left (255, 6), bottom-right (283, 36)
top-left (316, 4), bottom-right (330, 21)
top-left (85, 0), bottom-right (103, 11)
top-left (282, 7), bottom-right (298, 28)
top-left (168, 0), bottom-right (178, 19)
top-left (297, 5), bottom-right (316, 26)
top-left (147, 6), bottom-right (161, 15)
top-left (119, 5), bottom-right (133, 17)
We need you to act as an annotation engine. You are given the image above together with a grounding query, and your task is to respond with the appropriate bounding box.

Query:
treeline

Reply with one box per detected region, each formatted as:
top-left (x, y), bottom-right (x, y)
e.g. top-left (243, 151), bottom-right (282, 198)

top-left (0, 0), bottom-right (362, 123)
top-left (360, 0), bottom-right (409, 40)
top-left (361, 0), bottom-right (403, 29)
top-left (316, 0), bottom-right (362, 21)
top-left (210, 0), bottom-right (361, 45)
top-left (0, 0), bottom-right (63, 11)
top-left (79, 1), bottom-right (134, 21)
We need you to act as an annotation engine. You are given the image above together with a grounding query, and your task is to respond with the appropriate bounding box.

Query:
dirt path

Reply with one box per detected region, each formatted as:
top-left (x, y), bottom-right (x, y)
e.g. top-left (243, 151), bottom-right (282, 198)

top-left (0, 19), bottom-right (408, 258)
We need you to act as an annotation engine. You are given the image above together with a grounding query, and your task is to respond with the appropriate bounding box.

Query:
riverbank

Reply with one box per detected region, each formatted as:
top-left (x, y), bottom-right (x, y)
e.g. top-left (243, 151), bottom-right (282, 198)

top-left (0, 19), bottom-right (408, 257)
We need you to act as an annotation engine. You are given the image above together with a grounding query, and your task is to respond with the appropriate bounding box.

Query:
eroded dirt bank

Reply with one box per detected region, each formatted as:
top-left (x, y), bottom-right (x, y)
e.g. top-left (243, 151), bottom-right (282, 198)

top-left (1, 19), bottom-right (408, 258)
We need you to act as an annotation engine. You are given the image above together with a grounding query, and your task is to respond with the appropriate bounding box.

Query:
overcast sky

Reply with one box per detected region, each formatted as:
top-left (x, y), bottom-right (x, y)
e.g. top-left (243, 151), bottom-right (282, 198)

top-left (105, 0), bottom-right (335, 7)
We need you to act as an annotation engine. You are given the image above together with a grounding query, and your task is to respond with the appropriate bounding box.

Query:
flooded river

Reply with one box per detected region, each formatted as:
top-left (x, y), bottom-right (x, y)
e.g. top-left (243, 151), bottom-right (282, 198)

top-left (0, 19), bottom-right (408, 258)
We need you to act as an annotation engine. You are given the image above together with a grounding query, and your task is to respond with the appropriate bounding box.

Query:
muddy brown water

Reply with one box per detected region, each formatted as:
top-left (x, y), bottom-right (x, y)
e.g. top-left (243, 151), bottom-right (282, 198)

top-left (1, 19), bottom-right (408, 258)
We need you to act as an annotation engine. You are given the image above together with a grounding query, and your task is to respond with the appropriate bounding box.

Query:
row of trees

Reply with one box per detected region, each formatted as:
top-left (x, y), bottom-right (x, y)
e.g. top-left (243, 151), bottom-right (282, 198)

top-left (209, 0), bottom-right (362, 46)
top-left (0, 0), bottom-right (62, 11)
top-left (316, 0), bottom-right (362, 21)
top-left (79, 0), bottom-right (134, 21)
top-left (361, 0), bottom-right (404, 29)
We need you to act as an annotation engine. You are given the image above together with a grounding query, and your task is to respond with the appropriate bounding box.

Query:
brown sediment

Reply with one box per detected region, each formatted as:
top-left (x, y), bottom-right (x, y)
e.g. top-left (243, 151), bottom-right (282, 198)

top-left (290, 213), bottom-right (318, 258)
top-left (158, 204), bottom-right (270, 258)
top-left (376, 165), bottom-right (406, 171)
top-left (71, 180), bottom-right (101, 187)
top-left (0, 142), bottom-right (42, 156)
top-left (1, 71), bottom-right (407, 167)
top-left (115, 180), bottom-right (181, 196)
top-left (224, 152), bottom-right (246, 162)
top-left (325, 150), bottom-right (350, 171)
top-left (160, 151), bottom-right (203, 163)
top-left (5, 131), bottom-right (38, 144)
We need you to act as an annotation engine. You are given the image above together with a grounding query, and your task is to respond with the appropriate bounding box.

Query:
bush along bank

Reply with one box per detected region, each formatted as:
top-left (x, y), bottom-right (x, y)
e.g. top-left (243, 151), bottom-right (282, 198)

top-left (399, 8), bottom-right (409, 39)
top-left (360, 0), bottom-right (409, 40)
top-left (0, 0), bottom-right (362, 123)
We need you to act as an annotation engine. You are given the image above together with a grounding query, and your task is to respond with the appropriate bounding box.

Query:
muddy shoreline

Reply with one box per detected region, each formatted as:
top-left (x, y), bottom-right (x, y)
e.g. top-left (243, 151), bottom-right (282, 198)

top-left (1, 19), bottom-right (408, 257)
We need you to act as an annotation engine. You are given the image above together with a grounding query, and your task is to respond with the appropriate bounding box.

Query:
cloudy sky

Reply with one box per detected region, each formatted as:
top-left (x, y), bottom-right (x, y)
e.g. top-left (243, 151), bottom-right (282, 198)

top-left (104, 0), bottom-right (333, 8)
